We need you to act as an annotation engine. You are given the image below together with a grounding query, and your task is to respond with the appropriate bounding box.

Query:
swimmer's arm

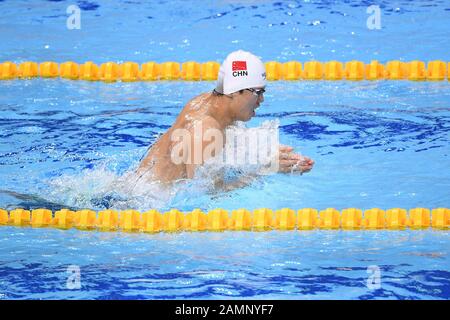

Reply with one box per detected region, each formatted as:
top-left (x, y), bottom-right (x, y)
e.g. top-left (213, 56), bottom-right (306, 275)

top-left (211, 171), bottom-right (259, 192)
top-left (278, 145), bottom-right (315, 173)
top-left (212, 146), bottom-right (315, 192)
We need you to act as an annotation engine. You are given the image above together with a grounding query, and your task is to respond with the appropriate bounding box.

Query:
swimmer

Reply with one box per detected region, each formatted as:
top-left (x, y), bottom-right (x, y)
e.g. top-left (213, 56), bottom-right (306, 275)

top-left (136, 50), bottom-right (314, 184)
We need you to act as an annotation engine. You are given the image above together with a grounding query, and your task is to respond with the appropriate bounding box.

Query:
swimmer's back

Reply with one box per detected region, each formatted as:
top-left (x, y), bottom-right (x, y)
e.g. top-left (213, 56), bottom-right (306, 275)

top-left (136, 92), bottom-right (217, 182)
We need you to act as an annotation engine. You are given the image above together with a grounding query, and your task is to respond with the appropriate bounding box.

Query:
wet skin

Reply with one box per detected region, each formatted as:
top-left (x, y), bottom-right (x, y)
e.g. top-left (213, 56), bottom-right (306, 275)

top-left (136, 88), bottom-right (315, 183)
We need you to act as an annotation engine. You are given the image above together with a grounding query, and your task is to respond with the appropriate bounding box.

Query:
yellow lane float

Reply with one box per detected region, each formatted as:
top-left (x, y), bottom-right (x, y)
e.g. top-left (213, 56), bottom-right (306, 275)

top-left (1, 60), bottom-right (449, 81)
top-left (0, 207), bottom-right (448, 232)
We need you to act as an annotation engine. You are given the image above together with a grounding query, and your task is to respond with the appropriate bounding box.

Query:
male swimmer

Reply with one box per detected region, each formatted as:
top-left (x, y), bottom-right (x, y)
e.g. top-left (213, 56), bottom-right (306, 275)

top-left (136, 50), bottom-right (314, 184)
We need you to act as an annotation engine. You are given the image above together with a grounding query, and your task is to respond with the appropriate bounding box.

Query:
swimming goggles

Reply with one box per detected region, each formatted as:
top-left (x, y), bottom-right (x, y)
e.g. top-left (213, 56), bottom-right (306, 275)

top-left (245, 88), bottom-right (265, 97)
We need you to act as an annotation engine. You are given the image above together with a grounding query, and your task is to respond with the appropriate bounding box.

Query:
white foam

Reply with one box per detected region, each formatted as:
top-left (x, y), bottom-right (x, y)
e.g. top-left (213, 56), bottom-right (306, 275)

top-left (45, 120), bottom-right (280, 211)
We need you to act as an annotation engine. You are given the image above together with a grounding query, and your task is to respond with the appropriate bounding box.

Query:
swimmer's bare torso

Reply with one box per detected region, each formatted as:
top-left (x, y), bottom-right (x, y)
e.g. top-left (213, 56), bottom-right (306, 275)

top-left (136, 92), bottom-right (225, 183)
top-left (136, 89), bottom-right (314, 184)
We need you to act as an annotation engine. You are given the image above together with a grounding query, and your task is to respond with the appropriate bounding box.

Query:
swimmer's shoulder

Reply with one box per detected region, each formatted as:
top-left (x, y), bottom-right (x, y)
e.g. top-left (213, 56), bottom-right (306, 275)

top-left (200, 114), bottom-right (221, 129)
top-left (180, 93), bottom-right (220, 129)
top-left (183, 114), bottom-right (220, 132)
top-left (185, 92), bottom-right (212, 108)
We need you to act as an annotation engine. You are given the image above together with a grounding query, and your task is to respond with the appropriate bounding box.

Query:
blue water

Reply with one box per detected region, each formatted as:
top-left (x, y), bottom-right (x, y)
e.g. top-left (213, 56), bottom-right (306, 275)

top-left (0, 0), bottom-right (449, 300)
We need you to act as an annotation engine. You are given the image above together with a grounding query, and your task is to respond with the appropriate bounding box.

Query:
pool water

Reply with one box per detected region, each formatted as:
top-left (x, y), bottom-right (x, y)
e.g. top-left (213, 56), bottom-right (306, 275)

top-left (0, 227), bottom-right (448, 299)
top-left (0, 0), bottom-right (449, 299)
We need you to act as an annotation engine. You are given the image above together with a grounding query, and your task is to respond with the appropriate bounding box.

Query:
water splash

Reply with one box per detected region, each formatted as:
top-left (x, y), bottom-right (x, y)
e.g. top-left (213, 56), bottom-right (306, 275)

top-left (45, 120), bottom-right (280, 211)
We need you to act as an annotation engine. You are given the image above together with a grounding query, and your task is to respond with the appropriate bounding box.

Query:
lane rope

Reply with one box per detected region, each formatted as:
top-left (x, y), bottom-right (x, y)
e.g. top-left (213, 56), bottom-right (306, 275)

top-left (0, 60), bottom-right (448, 82)
top-left (0, 207), bottom-right (448, 232)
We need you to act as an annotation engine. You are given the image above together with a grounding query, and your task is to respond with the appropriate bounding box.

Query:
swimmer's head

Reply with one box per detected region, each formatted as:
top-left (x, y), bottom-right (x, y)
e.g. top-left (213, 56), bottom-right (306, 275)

top-left (214, 50), bottom-right (266, 121)
top-left (215, 50), bottom-right (266, 95)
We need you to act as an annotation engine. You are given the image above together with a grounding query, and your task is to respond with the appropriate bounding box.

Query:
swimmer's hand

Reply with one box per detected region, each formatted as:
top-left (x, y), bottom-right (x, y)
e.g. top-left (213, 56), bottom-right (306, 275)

top-left (278, 145), bottom-right (315, 174)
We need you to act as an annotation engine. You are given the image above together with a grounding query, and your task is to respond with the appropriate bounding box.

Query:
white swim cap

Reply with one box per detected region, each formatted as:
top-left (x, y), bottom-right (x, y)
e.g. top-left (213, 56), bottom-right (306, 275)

top-left (215, 50), bottom-right (266, 95)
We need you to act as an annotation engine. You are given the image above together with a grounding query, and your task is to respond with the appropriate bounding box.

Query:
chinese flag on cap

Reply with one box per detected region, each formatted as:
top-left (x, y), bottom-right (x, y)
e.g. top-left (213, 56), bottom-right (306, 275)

top-left (232, 61), bottom-right (247, 71)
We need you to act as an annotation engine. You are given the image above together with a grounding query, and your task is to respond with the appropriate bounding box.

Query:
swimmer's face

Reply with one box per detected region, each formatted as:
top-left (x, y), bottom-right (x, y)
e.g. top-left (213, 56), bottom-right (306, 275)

top-left (230, 86), bottom-right (265, 121)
